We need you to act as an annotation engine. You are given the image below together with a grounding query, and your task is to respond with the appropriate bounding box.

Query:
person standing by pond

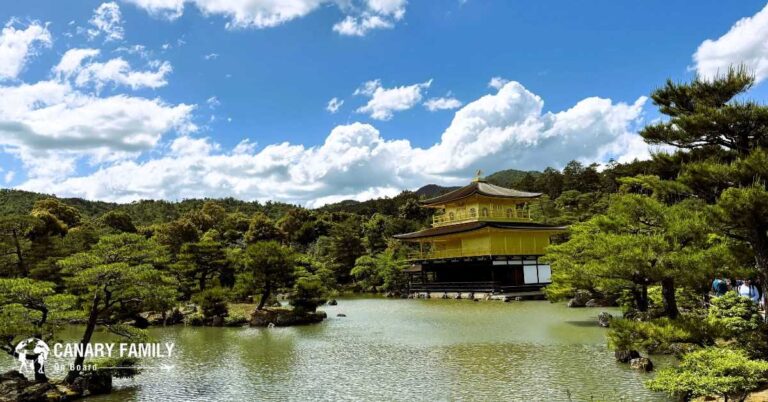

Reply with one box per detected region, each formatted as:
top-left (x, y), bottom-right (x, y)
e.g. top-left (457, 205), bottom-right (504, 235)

top-left (712, 278), bottom-right (729, 296)
top-left (738, 280), bottom-right (761, 304)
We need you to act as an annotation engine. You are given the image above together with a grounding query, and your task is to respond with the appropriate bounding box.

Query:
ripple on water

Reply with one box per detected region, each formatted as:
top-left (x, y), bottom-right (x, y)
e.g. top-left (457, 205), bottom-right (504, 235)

top-left (43, 299), bottom-right (670, 402)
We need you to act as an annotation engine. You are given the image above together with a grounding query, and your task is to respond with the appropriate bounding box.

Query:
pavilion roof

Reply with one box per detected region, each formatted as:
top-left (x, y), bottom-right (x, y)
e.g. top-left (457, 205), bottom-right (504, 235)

top-left (393, 221), bottom-right (567, 240)
top-left (421, 180), bottom-right (541, 206)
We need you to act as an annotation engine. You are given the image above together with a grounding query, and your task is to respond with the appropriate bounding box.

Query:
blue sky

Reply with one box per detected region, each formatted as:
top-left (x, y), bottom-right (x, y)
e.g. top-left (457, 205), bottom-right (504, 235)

top-left (0, 0), bottom-right (766, 205)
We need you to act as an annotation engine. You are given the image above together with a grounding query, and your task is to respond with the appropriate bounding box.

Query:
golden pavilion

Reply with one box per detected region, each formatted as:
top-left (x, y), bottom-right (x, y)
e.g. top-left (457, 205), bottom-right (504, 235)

top-left (394, 175), bottom-right (566, 294)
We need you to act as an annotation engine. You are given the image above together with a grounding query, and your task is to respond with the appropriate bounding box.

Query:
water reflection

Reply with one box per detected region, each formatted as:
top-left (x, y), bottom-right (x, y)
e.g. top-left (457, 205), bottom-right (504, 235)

top-left (2, 299), bottom-right (670, 401)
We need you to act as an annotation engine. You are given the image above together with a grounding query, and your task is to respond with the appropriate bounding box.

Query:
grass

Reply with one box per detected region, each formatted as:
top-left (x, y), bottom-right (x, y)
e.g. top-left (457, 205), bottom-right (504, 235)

top-left (228, 303), bottom-right (257, 317)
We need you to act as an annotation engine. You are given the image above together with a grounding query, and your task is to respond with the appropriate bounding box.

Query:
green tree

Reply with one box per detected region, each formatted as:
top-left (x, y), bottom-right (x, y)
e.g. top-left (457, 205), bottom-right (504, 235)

top-left (351, 250), bottom-right (407, 293)
top-left (289, 266), bottom-right (327, 314)
top-left (535, 167), bottom-right (564, 199)
top-left (153, 218), bottom-right (200, 254)
top-left (244, 213), bottom-right (284, 243)
top-left (362, 213), bottom-right (390, 254)
top-left (0, 278), bottom-right (77, 381)
top-left (221, 212), bottom-right (251, 245)
top-left (328, 217), bottom-right (365, 283)
top-left (240, 241), bottom-right (295, 310)
top-left (31, 198), bottom-right (81, 229)
top-left (277, 208), bottom-right (313, 244)
top-left (201, 201), bottom-right (227, 228)
top-left (640, 70), bottom-right (768, 310)
top-left (398, 197), bottom-right (430, 222)
top-left (641, 68), bottom-right (763, 155)
top-left (546, 194), bottom-right (728, 317)
top-left (0, 215), bottom-right (42, 276)
top-left (28, 224), bottom-right (100, 285)
top-left (59, 234), bottom-right (176, 383)
top-left (174, 239), bottom-right (232, 298)
top-left (99, 210), bottom-right (137, 233)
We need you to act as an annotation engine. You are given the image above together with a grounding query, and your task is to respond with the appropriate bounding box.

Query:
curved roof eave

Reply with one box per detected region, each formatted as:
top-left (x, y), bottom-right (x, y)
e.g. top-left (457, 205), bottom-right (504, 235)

top-left (421, 181), bottom-right (542, 206)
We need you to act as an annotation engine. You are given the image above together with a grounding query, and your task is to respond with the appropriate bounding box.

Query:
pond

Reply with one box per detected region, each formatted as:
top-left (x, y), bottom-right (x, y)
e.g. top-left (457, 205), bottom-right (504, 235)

top-left (5, 298), bottom-right (671, 401)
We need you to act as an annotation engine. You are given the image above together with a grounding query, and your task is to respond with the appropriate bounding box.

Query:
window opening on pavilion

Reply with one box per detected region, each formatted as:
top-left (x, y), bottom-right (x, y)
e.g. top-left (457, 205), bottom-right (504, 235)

top-left (516, 203), bottom-right (527, 218)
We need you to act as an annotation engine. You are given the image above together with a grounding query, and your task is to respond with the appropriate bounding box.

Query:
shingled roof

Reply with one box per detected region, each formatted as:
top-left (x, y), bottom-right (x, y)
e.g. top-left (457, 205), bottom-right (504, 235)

top-left (421, 180), bottom-right (541, 206)
top-left (393, 221), bottom-right (567, 240)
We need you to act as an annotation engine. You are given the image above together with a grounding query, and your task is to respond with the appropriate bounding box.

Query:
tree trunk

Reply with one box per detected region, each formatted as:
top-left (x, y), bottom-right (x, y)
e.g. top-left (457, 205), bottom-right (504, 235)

top-left (199, 275), bottom-right (207, 292)
top-left (65, 293), bottom-right (101, 384)
top-left (257, 283), bottom-right (271, 310)
top-left (33, 358), bottom-right (47, 382)
top-left (633, 283), bottom-right (649, 312)
top-left (752, 227), bottom-right (768, 322)
top-left (661, 277), bottom-right (679, 319)
top-left (11, 229), bottom-right (25, 276)
top-left (631, 286), bottom-right (644, 312)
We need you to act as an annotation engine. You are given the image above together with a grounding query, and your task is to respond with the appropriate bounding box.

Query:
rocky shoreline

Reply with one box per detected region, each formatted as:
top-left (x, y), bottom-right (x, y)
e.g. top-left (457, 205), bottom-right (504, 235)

top-left (0, 370), bottom-right (112, 402)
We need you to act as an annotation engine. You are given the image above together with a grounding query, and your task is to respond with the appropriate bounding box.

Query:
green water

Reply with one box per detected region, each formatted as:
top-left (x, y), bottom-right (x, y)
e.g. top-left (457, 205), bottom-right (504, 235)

top-left (7, 298), bottom-right (671, 401)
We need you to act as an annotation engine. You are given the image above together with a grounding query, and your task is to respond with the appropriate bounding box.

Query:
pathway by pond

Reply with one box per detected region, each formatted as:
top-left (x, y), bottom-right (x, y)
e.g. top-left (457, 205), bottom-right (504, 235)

top-left (7, 298), bottom-right (671, 401)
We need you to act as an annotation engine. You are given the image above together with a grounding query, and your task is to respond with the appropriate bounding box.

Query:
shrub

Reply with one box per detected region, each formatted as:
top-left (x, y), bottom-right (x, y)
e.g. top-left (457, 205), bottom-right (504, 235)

top-left (289, 275), bottom-right (326, 313)
top-left (224, 310), bottom-right (249, 327)
top-left (184, 311), bottom-right (205, 326)
top-left (193, 287), bottom-right (229, 319)
top-left (646, 348), bottom-right (768, 401)
top-left (608, 317), bottom-right (713, 354)
top-left (708, 292), bottom-right (761, 337)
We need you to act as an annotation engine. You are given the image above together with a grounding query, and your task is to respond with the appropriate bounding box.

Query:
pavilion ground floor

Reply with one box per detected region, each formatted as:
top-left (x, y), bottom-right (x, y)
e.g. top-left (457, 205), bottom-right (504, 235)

top-left (405, 254), bottom-right (552, 294)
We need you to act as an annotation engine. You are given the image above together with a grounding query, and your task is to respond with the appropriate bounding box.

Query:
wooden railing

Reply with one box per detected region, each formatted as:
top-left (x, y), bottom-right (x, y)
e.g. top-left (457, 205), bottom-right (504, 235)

top-left (432, 209), bottom-right (530, 227)
top-left (407, 247), bottom-right (489, 260)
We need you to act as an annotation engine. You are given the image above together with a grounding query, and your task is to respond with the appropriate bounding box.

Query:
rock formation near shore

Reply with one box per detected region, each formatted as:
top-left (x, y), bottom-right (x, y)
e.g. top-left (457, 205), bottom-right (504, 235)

top-left (249, 308), bottom-right (327, 327)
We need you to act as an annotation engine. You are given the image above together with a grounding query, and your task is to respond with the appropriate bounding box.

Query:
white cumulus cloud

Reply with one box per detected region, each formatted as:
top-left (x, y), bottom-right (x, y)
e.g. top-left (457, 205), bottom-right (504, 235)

top-left (332, 14), bottom-right (392, 36)
top-left (488, 76), bottom-right (509, 89)
top-left (206, 96), bottom-right (220, 108)
top-left (355, 78), bottom-right (432, 120)
top-left (53, 48), bottom-right (101, 76)
top-left (693, 3), bottom-right (768, 83)
top-left (17, 81), bottom-right (649, 205)
top-left (326, 97), bottom-right (344, 113)
top-left (54, 48), bottom-right (173, 90)
top-left (123, 0), bottom-right (324, 29)
top-left (0, 80), bottom-right (195, 177)
top-left (88, 2), bottom-right (125, 41)
top-left (333, 0), bottom-right (406, 36)
top-left (0, 20), bottom-right (51, 81)
top-left (124, 0), bottom-right (407, 35)
top-left (424, 96), bottom-right (462, 111)
top-left (0, 44), bottom-right (195, 180)
top-left (365, 0), bottom-right (406, 19)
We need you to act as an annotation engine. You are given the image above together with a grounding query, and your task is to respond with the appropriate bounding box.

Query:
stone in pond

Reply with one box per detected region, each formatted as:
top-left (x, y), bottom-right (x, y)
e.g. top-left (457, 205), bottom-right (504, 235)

top-left (630, 357), bottom-right (653, 372)
top-left (597, 312), bottom-right (612, 327)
